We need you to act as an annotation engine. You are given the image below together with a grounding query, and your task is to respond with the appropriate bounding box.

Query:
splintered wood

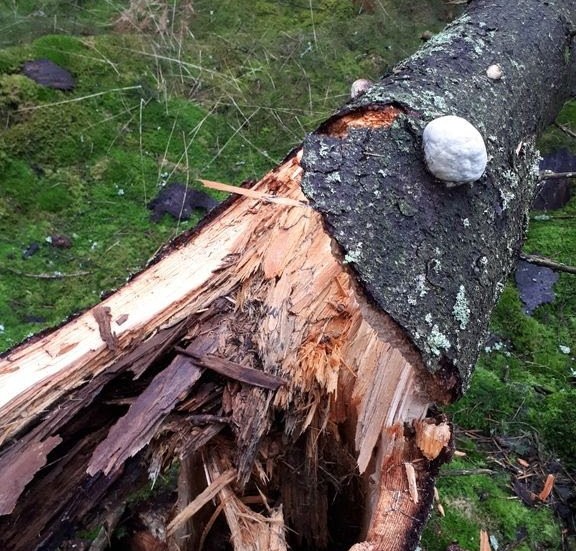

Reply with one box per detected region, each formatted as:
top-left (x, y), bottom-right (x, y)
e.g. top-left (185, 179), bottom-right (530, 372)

top-left (0, 148), bottom-right (451, 550)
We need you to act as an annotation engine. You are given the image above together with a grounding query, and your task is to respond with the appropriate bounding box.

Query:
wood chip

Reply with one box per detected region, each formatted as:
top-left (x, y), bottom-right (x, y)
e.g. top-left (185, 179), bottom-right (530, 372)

top-left (404, 462), bottom-right (419, 504)
top-left (414, 420), bottom-right (451, 460)
top-left (480, 529), bottom-right (492, 551)
top-left (517, 457), bottom-right (530, 468)
top-left (537, 473), bottom-right (555, 502)
top-left (92, 305), bottom-right (119, 352)
top-left (199, 179), bottom-right (309, 208)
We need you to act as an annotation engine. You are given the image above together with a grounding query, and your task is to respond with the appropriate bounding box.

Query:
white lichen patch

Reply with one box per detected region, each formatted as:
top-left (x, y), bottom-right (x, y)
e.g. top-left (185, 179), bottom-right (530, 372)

top-left (408, 274), bottom-right (429, 305)
top-left (453, 285), bottom-right (470, 330)
top-left (501, 168), bottom-right (520, 189)
top-left (319, 142), bottom-right (333, 158)
top-left (416, 274), bottom-right (428, 297)
top-left (344, 242), bottom-right (363, 264)
top-left (326, 172), bottom-right (341, 184)
top-left (499, 188), bottom-right (515, 211)
top-left (427, 325), bottom-right (451, 356)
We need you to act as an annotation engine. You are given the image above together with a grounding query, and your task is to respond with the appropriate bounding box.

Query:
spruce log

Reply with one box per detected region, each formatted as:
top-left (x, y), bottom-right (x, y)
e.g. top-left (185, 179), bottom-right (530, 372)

top-left (0, 1), bottom-right (575, 550)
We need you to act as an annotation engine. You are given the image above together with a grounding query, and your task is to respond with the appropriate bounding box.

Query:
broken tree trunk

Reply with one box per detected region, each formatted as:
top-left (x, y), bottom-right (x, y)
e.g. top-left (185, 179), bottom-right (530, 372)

top-left (1, 1), bottom-right (575, 550)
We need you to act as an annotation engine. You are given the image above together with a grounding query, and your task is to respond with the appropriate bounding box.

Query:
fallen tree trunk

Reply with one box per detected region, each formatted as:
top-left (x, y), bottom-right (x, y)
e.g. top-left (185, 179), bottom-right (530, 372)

top-left (1, 1), bottom-right (575, 550)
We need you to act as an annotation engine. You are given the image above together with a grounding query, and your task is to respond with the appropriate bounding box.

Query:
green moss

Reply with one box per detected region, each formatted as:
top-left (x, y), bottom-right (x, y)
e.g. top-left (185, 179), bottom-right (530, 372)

top-left (30, 34), bottom-right (91, 67)
top-left (422, 457), bottom-right (562, 551)
top-left (539, 99), bottom-right (576, 154)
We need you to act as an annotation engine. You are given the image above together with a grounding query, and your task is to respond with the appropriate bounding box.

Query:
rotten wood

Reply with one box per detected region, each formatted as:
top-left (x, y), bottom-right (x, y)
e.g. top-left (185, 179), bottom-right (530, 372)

top-left (174, 346), bottom-right (286, 390)
top-left (93, 306), bottom-right (119, 352)
top-left (86, 354), bottom-right (203, 477)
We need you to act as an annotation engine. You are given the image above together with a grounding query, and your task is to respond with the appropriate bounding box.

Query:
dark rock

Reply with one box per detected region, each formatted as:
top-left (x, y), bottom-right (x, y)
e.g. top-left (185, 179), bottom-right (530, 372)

top-left (535, 149), bottom-right (574, 210)
top-left (515, 260), bottom-right (558, 314)
top-left (22, 59), bottom-right (75, 91)
top-left (49, 234), bottom-right (72, 248)
top-left (147, 183), bottom-right (219, 222)
top-left (22, 242), bottom-right (40, 259)
top-left (23, 315), bottom-right (47, 324)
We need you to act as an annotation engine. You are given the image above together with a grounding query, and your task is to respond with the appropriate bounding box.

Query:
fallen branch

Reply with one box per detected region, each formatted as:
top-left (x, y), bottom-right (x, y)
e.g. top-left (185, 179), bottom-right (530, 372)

top-left (519, 252), bottom-right (576, 275)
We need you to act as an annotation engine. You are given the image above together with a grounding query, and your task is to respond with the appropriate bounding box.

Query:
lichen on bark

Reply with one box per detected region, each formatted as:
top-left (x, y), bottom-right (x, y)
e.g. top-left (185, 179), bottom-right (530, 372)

top-left (301, 0), bottom-right (576, 390)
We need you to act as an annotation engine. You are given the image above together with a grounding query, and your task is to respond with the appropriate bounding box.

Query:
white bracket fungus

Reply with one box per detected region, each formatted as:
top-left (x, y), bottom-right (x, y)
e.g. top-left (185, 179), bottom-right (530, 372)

top-left (422, 115), bottom-right (488, 186)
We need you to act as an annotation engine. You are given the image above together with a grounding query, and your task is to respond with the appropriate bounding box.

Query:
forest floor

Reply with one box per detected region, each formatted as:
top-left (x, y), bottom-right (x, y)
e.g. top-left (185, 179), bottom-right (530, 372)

top-left (0, 1), bottom-right (574, 550)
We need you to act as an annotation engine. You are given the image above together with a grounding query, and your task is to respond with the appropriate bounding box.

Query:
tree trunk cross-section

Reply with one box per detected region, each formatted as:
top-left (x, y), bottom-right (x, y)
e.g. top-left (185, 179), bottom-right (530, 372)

top-left (0, 2), bottom-right (575, 550)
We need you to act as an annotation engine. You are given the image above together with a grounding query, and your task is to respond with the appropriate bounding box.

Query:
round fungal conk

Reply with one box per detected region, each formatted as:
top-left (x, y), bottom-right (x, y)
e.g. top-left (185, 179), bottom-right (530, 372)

top-left (422, 115), bottom-right (488, 185)
top-left (350, 78), bottom-right (373, 99)
top-left (486, 64), bottom-right (503, 80)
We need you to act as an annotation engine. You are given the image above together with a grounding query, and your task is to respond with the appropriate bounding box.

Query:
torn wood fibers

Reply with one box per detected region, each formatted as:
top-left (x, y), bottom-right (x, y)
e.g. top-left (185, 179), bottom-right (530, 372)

top-left (0, 107), bottom-right (453, 551)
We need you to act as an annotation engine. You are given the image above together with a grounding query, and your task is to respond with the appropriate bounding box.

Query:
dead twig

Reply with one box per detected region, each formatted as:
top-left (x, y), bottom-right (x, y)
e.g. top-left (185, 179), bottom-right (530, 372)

top-left (519, 253), bottom-right (576, 275)
top-left (554, 121), bottom-right (576, 139)
top-left (539, 170), bottom-right (576, 179)
top-left (1, 267), bottom-right (91, 279)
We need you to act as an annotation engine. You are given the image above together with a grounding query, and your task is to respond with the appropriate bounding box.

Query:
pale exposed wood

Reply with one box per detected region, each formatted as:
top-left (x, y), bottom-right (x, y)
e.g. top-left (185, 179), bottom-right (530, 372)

top-left (167, 468), bottom-right (236, 535)
top-left (415, 420), bottom-right (452, 461)
top-left (360, 423), bottom-right (434, 551)
top-left (0, 204), bottom-right (256, 443)
top-left (205, 451), bottom-right (288, 551)
top-left (200, 178), bottom-right (310, 208)
top-left (0, 140), bottom-right (444, 550)
top-left (480, 529), bottom-right (492, 551)
top-left (404, 462), bottom-right (419, 504)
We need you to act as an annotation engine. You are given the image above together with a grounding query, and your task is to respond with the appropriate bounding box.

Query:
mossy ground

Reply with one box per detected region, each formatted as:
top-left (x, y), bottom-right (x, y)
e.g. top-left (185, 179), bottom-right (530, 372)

top-left (0, 2), bottom-right (574, 550)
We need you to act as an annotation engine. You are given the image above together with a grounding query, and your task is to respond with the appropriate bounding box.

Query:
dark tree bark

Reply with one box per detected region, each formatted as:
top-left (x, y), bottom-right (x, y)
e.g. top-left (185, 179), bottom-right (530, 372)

top-left (0, 2), bottom-right (574, 551)
top-left (302, 0), bottom-right (576, 389)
